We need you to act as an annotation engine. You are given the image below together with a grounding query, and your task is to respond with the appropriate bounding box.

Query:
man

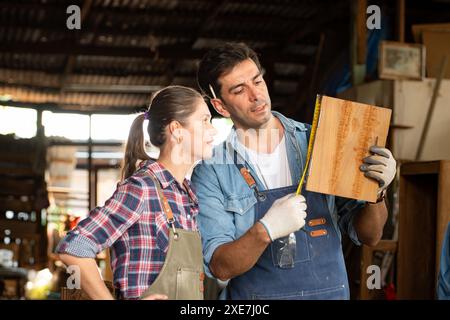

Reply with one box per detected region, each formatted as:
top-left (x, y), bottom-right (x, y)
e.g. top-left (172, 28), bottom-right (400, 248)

top-left (192, 43), bottom-right (396, 300)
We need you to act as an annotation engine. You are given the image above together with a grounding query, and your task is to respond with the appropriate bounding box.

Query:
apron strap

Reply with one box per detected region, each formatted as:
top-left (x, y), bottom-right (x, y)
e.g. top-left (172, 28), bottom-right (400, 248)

top-left (226, 142), bottom-right (267, 201)
top-left (147, 173), bottom-right (178, 238)
top-left (228, 123), bottom-right (311, 200)
top-left (305, 123), bottom-right (312, 144)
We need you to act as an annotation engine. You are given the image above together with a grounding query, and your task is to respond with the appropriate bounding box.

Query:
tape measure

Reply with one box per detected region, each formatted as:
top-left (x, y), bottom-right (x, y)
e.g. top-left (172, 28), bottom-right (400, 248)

top-left (295, 94), bottom-right (322, 196)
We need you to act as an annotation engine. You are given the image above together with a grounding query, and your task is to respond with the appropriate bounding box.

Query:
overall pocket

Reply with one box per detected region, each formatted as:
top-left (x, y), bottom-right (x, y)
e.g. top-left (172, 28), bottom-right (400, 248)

top-left (270, 228), bottom-right (311, 267)
top-left (175, 267), bottom-right (203, 300)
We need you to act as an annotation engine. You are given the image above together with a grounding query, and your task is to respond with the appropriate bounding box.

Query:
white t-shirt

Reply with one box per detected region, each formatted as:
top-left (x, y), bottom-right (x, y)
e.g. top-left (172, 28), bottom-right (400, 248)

top-left (240, 136), bottom-right (292, 189)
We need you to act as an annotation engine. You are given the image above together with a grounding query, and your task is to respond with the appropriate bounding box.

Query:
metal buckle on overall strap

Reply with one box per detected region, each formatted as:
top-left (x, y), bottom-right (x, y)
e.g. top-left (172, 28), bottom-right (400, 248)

top-left (167, 217), bottom-right (179, 240)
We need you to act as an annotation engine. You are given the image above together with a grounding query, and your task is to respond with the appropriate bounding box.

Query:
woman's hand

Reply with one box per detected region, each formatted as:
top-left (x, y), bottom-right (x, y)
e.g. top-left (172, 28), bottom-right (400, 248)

top-left (141, 294), bottom-right (168, 300)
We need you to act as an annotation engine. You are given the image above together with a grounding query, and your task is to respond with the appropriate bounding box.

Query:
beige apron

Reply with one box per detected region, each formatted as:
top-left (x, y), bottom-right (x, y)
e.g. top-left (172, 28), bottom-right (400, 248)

top-left (140, 174), bottom-right (204, 300)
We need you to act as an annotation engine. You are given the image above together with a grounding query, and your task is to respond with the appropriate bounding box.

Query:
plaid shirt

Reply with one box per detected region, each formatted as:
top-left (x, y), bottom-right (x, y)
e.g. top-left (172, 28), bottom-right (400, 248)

top-left (56, 159), bottom-right (199, 299)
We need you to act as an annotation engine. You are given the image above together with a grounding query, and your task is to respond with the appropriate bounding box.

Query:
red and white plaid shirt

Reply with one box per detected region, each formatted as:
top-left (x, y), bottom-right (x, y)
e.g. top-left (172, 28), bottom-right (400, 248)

top-left (56, 159), bottom-right (199, 299)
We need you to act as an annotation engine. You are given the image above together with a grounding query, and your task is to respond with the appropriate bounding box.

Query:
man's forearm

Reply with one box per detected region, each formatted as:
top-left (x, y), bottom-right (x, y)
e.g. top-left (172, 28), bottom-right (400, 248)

top-left (209, 222), bottom-right (271, 281)
top-left (354, 200), bottom-right (388, 246)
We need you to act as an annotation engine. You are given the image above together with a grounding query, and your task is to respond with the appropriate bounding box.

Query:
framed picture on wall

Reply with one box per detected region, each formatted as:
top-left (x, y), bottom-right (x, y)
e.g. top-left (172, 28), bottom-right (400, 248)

top-left (379, 41), bottom-right (426, 80)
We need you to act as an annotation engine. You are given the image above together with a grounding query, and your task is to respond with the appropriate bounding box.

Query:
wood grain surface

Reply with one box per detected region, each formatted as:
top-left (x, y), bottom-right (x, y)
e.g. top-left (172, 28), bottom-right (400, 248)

top-left (306, 96), bottom-right (392, 202)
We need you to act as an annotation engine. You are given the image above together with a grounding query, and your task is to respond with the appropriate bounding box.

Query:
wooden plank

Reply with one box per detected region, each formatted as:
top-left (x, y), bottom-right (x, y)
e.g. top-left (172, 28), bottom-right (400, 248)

top-left (306, 96), bottom-right (392, 202)
top-left (400, 161), bottom-right (440, 175)
top-left (422, 31), bottom-right (450, 80)
top-left (412, 23), bottom-right (450, 43)
top-left (416, 56), bottom-right (448, 160)
top-left (392, 79), bottom-right (450, 161)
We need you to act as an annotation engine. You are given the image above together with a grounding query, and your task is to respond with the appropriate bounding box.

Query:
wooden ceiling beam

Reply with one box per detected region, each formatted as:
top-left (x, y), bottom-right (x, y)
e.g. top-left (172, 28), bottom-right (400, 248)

top-left (0, 42), bottom-right (312, 64)
top-left (189, 0), bottom-right (229, 48)
top-left (59, 0), bottom-right (93, 107)
top-left (0, 23), bottom-right (297, 44)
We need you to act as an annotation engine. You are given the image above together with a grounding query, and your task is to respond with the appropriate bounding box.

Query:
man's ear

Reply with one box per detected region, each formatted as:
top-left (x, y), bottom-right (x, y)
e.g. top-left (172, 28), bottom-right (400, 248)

top-left (210, 99), bottom-right (231, 118)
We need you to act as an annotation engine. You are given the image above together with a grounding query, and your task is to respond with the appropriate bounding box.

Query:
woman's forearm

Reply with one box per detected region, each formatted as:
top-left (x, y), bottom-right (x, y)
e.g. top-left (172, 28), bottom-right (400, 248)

top-left (59, 253), bottom-right (114, 300)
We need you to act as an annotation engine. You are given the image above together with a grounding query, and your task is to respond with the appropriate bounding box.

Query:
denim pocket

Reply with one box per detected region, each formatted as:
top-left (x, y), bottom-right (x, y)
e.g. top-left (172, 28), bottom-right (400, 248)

top-left (224, 194), bottom-right (256, 216)
top-left (224, 194), bottom-right (257, 239)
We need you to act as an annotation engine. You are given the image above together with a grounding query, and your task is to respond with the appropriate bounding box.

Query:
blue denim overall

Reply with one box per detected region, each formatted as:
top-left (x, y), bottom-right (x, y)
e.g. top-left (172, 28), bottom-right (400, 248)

top-left (228, 145), bottom-right (350, 300)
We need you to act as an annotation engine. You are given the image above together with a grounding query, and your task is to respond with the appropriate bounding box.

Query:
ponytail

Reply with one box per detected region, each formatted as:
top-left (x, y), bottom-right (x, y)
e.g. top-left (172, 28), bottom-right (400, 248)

top-left (121, 113), bottom-right (150, 180)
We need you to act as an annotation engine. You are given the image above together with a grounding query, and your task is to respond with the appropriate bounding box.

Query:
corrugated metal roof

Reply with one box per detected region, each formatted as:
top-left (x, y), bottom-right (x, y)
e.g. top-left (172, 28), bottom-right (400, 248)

top-left (0, 0), bottom-right (352, 113)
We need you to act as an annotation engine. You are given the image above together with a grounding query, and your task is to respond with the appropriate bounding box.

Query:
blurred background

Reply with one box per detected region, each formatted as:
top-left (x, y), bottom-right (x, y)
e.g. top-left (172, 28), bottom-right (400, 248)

top-left (0, 0), bottom-right (449, 300)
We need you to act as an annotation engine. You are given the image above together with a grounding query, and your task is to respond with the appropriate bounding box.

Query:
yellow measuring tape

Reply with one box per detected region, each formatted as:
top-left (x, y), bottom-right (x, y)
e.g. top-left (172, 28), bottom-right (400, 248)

top-left (295, 95), bottom-right (322, 196)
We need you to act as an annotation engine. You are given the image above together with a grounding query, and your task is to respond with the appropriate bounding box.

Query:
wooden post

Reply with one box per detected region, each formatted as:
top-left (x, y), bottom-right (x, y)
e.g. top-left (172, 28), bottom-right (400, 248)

top-left (397, 0), bottom-right (405, 42)
top-left (351, 0), bottom-right (367, 85)
top-left (356, 0), bottom-right (367, 64)
top-left (88, 115), bottom-right (95, 210)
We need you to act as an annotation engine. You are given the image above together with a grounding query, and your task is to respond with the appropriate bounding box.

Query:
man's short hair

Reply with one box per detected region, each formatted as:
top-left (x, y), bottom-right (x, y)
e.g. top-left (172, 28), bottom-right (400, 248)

top-left (197, 42), bottom-right (262, 100)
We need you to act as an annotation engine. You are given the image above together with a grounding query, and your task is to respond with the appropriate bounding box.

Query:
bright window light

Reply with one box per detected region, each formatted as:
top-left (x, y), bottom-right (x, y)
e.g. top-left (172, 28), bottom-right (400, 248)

top-left (212, 117), bottom-right (233, 145)
top-left (43, 111), bottom-right (90, 140)
top-left (91, 114), bottom-right (138, 141)
top-left (0, 106), bottom-right (37, 138)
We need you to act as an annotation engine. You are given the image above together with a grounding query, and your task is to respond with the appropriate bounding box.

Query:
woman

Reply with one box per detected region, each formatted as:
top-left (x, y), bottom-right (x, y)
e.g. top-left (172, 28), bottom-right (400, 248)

top-left (56, 85), bottom-right (217, 300)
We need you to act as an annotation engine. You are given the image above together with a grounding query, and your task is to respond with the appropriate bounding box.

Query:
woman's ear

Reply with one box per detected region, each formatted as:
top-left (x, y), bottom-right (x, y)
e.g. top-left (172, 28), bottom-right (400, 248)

top-left (210, 99), bottom-right (231, 118)
top-left (168, 120), bottom-right (182, 142)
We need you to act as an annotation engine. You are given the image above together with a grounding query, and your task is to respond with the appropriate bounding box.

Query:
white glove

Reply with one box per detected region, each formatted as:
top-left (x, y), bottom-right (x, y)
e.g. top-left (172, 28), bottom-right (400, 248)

top-left (259, 193), bottom-right (307, 242)
top-left (360, 146), bottom-right (397, 196)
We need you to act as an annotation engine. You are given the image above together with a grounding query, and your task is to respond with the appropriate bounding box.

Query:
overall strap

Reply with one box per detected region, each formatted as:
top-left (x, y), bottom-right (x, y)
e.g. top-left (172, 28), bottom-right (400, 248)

top-left (147, 173), bottom-right (178, 238)
top-left (305, 123), bottom-right (312, 144)
top-left (226, 142), bottom-right (266, 201)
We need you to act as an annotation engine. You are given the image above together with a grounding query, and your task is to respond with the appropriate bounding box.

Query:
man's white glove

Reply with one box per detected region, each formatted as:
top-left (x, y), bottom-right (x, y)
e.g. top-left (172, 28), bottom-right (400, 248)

top-left (259, 193), bottom-right (307, 242)
top-left (360, 146), bottom-right (397, 197)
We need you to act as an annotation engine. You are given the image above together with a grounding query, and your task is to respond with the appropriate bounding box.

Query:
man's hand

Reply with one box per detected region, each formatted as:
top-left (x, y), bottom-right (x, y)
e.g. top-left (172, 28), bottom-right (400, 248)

top-left (259, 193), bottom-right (307, 241)
top-left (360, 146), bottom-right (397, 196)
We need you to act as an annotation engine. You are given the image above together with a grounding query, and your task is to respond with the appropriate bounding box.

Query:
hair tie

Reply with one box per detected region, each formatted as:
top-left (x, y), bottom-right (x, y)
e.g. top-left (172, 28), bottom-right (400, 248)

top-left (144, 111), bottom-right (150, 120)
